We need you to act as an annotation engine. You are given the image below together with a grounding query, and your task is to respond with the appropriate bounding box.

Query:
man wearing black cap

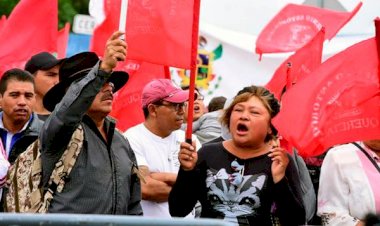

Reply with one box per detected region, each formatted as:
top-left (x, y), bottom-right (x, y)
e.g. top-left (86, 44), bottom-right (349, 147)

top-left (39, 31), bottom-right (142, 214)
top-left (25, 52), bottom-right (65, 121)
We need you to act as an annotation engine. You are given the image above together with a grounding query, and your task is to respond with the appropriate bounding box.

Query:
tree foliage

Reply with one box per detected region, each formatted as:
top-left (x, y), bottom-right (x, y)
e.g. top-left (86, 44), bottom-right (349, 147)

top-left (0, 0), bottom-right (19, 16)
top-left (0, 0), bottom-right (90, 30)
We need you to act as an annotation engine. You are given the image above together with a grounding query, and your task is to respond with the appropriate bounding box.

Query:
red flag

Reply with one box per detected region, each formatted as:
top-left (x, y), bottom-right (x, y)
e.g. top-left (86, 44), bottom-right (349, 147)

top-left (375, 18), bottom-right (380, 84)
top-left (256, 2), bottom-right (362, 55)
top-left (110, 61), bottom-right (167, 132)
top-left (0, 0), bottom-right (58, 75)
top-left (0, 15), bottom-right (6, 33)
top-left (90, 0), bottom-right (199, 69)
top-left (90, 0), bottom-right (118, 57)
top-left (266, 28), bottom-right (325, 100)
top-left (57, 23), bottom-right (70, 59)
top-left (273, 38), bottom-right (380, 158)
top-left (127, 0), bottom-right (198, 69)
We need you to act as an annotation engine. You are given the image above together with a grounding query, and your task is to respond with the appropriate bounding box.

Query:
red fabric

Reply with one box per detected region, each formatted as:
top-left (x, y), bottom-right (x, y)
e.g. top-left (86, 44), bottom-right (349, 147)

top-left (273, 38), bottom-right (380, 158)
top-left (266, 28), bottom-right (324, 100)
top-left (265, 59), bottom-right (288, 101)
top-left (185, 0), bottom-right (201, 140)
top-left (375, 18), bottom-right (380, 84)
top-left (256, 2), bottom-right (362, 55)
top-left (90, 0), bottom-right (117, 57)
top-left (0, 15), bottom-right (6, 33)
top-left (57, 23), bottom-right (70, 59)
top-left (90, 0), bottom-right (200, 69)
top-left (110, 60), bottom-right (167, 132)
top-left (0, 0), bottom-right (58, 75)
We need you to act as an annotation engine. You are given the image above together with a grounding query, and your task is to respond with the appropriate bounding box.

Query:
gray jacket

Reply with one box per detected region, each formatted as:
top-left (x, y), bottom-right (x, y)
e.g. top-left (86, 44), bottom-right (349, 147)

top-left (40, 63), bottom-right (142, 215)
top-left (181, 110), bottom-right (223, 144)
top-left (192, 110), bottom-right (223, 144)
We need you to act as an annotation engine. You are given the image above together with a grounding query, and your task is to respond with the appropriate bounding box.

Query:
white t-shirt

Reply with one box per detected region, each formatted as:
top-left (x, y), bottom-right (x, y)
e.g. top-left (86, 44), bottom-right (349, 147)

top-left (123, 123), bottom-right (201, 218)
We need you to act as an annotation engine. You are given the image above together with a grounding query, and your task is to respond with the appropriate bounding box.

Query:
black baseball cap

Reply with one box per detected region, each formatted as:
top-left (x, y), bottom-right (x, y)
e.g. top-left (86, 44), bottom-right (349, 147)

top-left (24, 52), bottom-right (65, 74)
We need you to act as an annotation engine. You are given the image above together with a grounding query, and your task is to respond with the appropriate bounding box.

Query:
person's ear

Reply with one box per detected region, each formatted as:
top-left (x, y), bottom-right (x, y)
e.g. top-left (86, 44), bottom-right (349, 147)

top-left (148, 104), bottom-right (158, 118)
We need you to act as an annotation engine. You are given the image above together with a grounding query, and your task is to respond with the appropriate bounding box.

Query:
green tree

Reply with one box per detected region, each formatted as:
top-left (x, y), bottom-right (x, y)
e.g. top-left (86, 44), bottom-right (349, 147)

top-left (58, 0), bottom-right (90, 29)
top-left (0, 0), bottom-right (19, 16)
top-left (0, 0), bottom-right (90, 30)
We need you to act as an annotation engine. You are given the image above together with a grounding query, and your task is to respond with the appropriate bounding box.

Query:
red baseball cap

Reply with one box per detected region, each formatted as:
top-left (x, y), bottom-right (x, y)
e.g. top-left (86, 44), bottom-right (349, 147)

top-left (142, 79), bottom-right (194, 108)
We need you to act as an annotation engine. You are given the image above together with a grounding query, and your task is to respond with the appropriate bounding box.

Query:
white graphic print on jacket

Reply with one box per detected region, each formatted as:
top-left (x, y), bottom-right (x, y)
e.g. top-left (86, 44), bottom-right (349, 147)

top-left (206, 167), bottom-right (266, 225)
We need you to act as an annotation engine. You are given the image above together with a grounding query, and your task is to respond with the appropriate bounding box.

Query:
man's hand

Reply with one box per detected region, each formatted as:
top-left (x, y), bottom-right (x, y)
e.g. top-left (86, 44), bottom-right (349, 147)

top-left (356, 220), bottom-right (365, 226)
top-left (100, 31), bottom-right (127, 73)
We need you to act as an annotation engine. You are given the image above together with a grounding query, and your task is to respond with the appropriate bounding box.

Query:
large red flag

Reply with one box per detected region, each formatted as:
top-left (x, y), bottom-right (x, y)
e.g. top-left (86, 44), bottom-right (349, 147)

top-left (273, 38), bottom-right (380, 158)
top-left (266, 28), bottom-right (324, 100)
top-left (0, 15), bottom-right (6, 33)
top-left (375, 18), bottom-right (380, 84)
top-left (0, 0), bottom-right (58, 75)
top-left (90, 0), bottom-right (118, 58)
top-left (256, 2), bottom-right (362, 55)
top-left (90, 0), bottom-right (199, 69)
top-left (57, 23), bottom-right (70, 59)
top-left (110, 61), bottom-right (168, 132)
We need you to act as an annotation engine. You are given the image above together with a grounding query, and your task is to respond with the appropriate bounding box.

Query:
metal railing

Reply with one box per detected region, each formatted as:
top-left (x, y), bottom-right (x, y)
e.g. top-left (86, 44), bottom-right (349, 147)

top-left (0, 213), bottom-right (234, 226)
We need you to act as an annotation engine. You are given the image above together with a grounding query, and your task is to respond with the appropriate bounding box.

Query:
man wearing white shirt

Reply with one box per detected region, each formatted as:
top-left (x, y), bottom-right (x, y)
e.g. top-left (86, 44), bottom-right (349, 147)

top-left (124, 79), bottom-right (201, 218)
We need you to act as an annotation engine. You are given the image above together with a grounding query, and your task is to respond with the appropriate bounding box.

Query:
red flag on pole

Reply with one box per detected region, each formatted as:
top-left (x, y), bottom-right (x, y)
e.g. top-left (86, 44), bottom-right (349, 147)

top-left (57, 23), bottom-right (70, 59)
top-left (266, 28), bottom-right (325, 100)
top-left (0, 0), bottom-right (58, 75)
top-left (184, 0), bottom-right (201, 142)
top-left (273, 38), bottom-right (380, 158)
top-left (90, 0), bottom-right (118, 57)
top-left (0, 15), bottom-right (6, 33)
top-left (126, 1), bottom-right (196, 69)
top-left (110, 61), bottom-right (167, 131)
top-left (91, 0), bottom-right (199, 69)
top-left (256, 2), bottom-right (362, 55)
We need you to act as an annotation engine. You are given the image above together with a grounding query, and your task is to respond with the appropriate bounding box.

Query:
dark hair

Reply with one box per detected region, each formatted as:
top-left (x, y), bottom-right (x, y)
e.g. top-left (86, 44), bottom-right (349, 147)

top-left (0, 68), bottom-right (35, 95)
top-left (143, 106), bottom-right (149, 119)
top-left (142, 99), bottom-right (164, 119)
top-left (364, 213), bottom-right (380, 226)
top-left (220, 85), bottom-right (280, 142)
top-left (181, 85), bottom-right (200, 93)
top-left (208, 96), bottom-right (226, 112)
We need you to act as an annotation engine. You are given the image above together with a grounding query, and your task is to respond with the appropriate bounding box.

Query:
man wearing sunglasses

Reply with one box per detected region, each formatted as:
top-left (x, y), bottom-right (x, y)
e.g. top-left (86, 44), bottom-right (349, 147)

top-left (123, 79), bottom-right (201, 218)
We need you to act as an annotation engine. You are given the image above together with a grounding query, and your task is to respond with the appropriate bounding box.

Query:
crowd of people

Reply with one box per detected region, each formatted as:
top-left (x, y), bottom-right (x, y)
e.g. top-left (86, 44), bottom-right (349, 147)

top-left (0, 31), bottom-right (378, 226)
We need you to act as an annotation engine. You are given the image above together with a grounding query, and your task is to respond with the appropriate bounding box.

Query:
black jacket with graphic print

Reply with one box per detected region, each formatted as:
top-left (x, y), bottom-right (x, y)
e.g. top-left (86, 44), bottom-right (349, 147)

top-left (169, 141), bottom-right (305, 226)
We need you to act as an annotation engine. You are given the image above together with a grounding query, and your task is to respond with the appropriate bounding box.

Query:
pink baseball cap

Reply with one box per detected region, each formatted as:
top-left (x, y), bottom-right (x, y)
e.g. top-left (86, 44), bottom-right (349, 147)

top-left (142, 79), bottom-right (192, 108)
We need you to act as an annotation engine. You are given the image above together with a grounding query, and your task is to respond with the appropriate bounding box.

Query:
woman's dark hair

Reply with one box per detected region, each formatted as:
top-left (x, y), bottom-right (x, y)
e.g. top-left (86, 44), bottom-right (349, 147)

top-left (364, 213), bottom-right (380, 226)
